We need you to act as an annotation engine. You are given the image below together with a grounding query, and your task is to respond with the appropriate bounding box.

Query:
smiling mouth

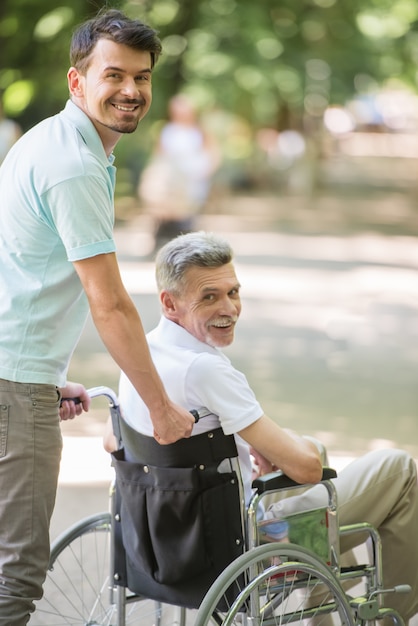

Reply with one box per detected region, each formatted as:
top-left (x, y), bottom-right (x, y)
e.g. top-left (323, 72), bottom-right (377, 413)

top-left (211, 318), bottom-right (237, 330)
top-left (112, 103), bottom-right (139, 112)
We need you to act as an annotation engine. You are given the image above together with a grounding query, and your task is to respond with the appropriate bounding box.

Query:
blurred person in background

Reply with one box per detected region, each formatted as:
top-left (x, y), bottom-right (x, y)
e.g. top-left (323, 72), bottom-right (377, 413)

top-left (138, 93), bottom-right (221, 252)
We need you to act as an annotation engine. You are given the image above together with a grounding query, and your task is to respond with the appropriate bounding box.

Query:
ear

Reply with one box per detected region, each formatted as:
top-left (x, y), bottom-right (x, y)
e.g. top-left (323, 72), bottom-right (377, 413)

top-left (160, 290), bottom-right (179, 322)
top-left (67, 67), bottom-right (84, 98)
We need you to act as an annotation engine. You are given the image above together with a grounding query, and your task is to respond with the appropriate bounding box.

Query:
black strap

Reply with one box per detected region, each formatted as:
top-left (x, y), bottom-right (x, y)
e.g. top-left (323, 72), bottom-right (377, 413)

top-left (252, 467), bottom-right (338, 493)
top-left (110, 405), bottom-right (122, 448)
top-left (116, 417), bottom-right (238, 468)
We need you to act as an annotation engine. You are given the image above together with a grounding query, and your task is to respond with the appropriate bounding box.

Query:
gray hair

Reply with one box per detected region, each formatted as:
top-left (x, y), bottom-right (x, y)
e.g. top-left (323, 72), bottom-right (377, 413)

top-left (155, 232), bottom-right (234, 295)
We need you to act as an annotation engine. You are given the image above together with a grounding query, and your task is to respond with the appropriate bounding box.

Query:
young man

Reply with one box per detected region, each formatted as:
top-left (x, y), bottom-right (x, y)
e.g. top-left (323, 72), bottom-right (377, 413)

top-left (114, 231), bottom-right (418, 623)
top-left (0, 9), bottom-right (194, 624)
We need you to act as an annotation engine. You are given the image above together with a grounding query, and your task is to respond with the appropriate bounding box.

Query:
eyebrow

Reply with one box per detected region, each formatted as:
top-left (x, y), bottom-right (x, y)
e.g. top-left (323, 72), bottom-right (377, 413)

top-left (201, 283), bottom-right (241, 294)
top-left (103, 65), bottom-right (152, 75)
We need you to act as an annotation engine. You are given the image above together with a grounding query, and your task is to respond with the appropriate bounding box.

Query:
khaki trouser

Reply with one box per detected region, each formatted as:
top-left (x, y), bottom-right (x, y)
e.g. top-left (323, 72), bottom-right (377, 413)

top-left (266, 448), bottom-right (418, 622)
top-left (0, 379), bottom-right (62, 625)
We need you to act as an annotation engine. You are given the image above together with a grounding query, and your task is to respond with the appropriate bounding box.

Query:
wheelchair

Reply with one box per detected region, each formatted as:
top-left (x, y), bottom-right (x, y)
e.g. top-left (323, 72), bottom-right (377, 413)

top-left (29, 386), bottom-right (411, 626)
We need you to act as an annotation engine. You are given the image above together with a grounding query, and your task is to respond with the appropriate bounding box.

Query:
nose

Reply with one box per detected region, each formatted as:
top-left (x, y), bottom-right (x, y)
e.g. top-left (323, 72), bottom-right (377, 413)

top-left (220, 295), bottom-right (240, 317)
top-left (121, 78), bottom-right (140, 99)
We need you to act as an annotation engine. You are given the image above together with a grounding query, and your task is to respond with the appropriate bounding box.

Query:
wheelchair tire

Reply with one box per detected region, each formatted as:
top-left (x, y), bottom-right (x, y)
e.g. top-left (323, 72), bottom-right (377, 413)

top-left (195, 542), bottom-right (355, 626)
top-left (29, 511), bottom-right (173, 626)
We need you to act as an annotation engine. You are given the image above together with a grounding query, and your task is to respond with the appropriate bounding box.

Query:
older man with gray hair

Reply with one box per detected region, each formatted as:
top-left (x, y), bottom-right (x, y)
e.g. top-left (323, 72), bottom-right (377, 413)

top-left (111, 231), bottom-right (418, 623)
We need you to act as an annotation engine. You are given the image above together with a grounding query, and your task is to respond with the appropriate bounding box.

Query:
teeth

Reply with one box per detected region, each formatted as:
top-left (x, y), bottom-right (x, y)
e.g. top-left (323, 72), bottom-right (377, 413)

top-left (114, 104), bottom-right (136, 112)
top-left (211, 317), bottom-right (237, 329)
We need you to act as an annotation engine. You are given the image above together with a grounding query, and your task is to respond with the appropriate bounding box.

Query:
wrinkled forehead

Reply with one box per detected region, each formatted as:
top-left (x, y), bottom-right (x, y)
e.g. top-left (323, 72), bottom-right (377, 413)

top-left (181, 262), bottom-right (240, 295)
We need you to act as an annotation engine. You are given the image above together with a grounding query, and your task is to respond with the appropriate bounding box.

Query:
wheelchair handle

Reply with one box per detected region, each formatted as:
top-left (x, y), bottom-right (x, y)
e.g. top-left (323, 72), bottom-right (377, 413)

top-left (190, 409), bottom-right (200, 423)
top-left (190, 408), bottom-right (211, 423)
top-left (61, 390), bottom-right (207, 424)
top-left (60, 386), bottom-right (120, 408)
top-left (60, 397), bottom-right (82, 407)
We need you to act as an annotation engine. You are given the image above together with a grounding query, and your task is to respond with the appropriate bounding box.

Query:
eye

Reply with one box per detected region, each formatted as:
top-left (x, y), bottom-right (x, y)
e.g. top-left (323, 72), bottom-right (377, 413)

top-left (136, 73), bottom-right (151, 82)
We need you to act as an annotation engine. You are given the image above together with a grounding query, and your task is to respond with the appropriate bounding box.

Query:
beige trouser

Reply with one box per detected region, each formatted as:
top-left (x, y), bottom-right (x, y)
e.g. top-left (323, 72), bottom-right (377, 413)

top-left (0, 379), bottom-right (62, 625)
top-left (265, 448), bottom-right (418, 622)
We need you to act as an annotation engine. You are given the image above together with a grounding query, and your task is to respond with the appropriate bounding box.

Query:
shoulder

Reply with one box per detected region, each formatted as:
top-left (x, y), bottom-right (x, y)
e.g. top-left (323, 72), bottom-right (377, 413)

top-left (186, 350), bottom-right (246, 391)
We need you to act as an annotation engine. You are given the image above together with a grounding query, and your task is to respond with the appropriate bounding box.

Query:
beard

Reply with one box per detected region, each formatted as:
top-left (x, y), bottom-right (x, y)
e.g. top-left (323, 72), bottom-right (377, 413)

top-left (106, 119), bottom-right (139, 134)
top-left (103, 98), bottom-right (149, 134)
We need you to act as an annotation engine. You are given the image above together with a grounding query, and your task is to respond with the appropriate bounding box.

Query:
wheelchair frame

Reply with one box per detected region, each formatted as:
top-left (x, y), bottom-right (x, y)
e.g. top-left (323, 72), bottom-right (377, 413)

top-left (29, 386), bottom-right (411, 626)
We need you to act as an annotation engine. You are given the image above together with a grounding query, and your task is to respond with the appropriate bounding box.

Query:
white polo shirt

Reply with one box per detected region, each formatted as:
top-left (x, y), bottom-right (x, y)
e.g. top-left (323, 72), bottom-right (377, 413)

top-left (119, 316), bottom-right (264, 503)
top-left (0, 100), bottom-right (116, 386)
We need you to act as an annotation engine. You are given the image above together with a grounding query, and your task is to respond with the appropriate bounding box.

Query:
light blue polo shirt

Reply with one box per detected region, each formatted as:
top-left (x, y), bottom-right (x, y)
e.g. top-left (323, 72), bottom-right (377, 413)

top-left (0, 100), bottom-right (117, 386)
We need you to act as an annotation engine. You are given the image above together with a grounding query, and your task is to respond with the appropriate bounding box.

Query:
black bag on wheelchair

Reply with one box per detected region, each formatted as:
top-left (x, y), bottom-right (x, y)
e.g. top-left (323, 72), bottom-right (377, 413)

top-left (111, 423), bottom-right (244, 608)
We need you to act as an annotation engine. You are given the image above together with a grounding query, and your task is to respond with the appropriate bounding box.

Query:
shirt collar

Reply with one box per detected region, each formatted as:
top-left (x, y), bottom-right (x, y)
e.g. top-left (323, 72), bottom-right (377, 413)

top-left (156, 316), bottom-right (221, 355)
top-left (61, 100), bottom-right (115, 166)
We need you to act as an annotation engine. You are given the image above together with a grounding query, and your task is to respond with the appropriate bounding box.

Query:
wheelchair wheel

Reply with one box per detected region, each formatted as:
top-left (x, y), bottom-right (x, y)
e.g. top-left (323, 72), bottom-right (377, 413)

top-left (29, 512), bottom-right (172, 626)
top-left (195, 542), bottom-right (355, 626)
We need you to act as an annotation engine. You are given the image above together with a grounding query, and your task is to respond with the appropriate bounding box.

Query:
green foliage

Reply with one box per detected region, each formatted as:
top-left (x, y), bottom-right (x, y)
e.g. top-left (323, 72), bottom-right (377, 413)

top-left (2, 0), bottom-right (418, 193)
top-left (0, 0), bottom-right (107, 126)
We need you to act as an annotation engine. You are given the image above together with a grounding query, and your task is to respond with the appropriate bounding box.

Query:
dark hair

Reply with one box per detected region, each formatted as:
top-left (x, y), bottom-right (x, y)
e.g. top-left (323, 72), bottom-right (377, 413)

top-left (155, 232), bottom-right (234, 295)
top-left (70, 8), bottom-right (162, 73)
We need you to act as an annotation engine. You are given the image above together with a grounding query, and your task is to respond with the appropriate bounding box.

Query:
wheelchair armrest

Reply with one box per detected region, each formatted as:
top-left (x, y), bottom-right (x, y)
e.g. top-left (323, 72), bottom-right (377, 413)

top-left (252, 467), bottom-right (337, 494)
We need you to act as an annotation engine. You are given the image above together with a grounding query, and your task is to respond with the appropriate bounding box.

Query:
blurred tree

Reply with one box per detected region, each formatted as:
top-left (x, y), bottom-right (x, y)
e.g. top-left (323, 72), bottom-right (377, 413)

top-left (3, 0), bottom-right (418, 130)
top-left (134, 0), bottom-right (418, 128)
top-left (0, 0), bottom-right (114, 128)
top-left (2, 0), bottom-right (418, 194)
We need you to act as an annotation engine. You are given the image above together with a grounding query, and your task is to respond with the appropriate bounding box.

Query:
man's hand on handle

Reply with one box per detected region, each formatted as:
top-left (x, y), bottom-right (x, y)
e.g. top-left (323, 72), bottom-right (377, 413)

top-left (152, 401), bottom-right (195, 445)
top-left (58, 381), bottom-right (91, 420)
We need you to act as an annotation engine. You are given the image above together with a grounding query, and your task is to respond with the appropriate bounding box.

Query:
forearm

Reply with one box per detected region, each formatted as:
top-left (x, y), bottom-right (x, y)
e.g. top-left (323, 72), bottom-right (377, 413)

top-left (73, 253), bottom-right (194, 443)
top-left (241, 415), bottom-right (323, 485)
top-left (91, 296), bottom-right (168, 412)
top-left (93, 301), bottom-right (195, 442)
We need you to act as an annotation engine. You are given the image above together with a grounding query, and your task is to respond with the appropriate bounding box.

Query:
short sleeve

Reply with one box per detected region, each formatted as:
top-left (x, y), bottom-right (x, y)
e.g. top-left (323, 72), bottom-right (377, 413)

top-left (41, 176), bottom-right (116, 261)
top-left (185, 352), bottom-right (263, 435)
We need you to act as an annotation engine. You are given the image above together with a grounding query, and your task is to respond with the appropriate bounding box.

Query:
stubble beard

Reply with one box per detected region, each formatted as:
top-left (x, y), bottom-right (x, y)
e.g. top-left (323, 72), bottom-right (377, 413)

top-left (105, 100), bottom-right (148, 134)
top-left (108, 120), bottom-right (139, 134)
